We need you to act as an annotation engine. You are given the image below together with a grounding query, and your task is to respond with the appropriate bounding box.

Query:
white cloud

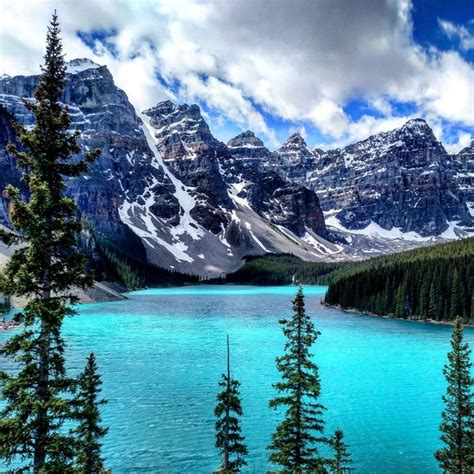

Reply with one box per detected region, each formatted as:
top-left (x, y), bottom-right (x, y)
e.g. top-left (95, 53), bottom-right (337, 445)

top-left (444, 131), bottom-right (473, 154)
top-left (0, 0), bottom-right (473, 150)
top-left (439, 19), bottom-right (474, 51)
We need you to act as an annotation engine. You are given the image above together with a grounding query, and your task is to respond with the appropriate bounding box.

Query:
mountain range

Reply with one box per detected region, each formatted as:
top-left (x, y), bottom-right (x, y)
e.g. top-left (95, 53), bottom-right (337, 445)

top-left (0, 58), bottom-right (472, 276)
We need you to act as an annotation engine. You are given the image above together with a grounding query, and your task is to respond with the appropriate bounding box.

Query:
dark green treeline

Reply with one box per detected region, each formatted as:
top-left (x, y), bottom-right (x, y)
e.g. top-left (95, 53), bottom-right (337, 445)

top-left (325, 237), bottom-right (473, 322)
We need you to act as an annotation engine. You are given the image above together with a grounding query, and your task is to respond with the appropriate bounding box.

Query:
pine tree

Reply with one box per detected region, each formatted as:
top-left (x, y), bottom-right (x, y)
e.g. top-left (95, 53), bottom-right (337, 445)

top-left (214, 335), bottom-right (247, 473)
top-left (0, 12), bottom-right (99, 471)
top-left (418, 278), bottom-right (429, 319)
top-left (329, 429), bottom-right (354, 473)
top-left (435, 317), bottom-right (473, 473)
top-left (428, 281), bottom-right (438, 320)
top-left (72, 353), bottom-right (108, 473)
top-left (268, 287), bottom-right (327, 473)
top-left (450, 270), bottom-right (461, 320)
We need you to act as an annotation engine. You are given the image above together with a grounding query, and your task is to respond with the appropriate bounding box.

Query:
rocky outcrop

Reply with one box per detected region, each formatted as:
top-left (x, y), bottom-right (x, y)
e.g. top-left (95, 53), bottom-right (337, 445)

top-left (303, 119), bottom-right (472, 236)
top-left (454, 140), bottom-right (474, 216)
top-left (1, 59), bottom-right (472, 276)
top-left (272, 133), bottom-right (318, 183)
top-left (0, 106), bottom-right (23, 226)
top-left (143, 101), bottom-right (231, 234)
top-left (0, 62), bottom-right (337, 275)
top-left (0, 59), bottom-right (157, 255)
top-left (224, 130), bottom-right (327, 238)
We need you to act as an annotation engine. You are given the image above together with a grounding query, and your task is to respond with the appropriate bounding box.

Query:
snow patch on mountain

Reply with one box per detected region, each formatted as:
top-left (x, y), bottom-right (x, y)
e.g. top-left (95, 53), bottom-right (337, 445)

top-left (66, 58), bottom-right (101, 74)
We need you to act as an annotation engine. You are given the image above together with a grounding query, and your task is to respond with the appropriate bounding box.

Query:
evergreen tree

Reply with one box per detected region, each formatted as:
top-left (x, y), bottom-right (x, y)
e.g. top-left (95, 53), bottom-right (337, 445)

top-left (435, 317), bottom-right (473, 473)
top-left (418, 278), bottom-right (429, 319)
top-left (0, 12), bottom-right (99, 471)
top-left (329, 429), bottom-right (354, 473)
top-left (268, 287), bottom-right (327, 473)
top-left (450, 270), bottom-right (461, 320)
top-left (214, 335), bottom-right (247, 473)
top-left (325, 238), bottom-right (473, 323)
top-left (72, 353), bottom-right (108, 473)
top-left (428, 281), bottom-right (438, 320)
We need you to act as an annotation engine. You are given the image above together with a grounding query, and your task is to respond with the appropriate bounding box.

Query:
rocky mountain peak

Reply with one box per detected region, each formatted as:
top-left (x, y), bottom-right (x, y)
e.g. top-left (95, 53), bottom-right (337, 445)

top-left (458, 140), bottom-right (474, 155)
top-left (281, 132), bottom-right (308, 149)
top-left (227, 130), bottom-right (265, 149)
top-left (402, 117), bottom-right (429, 129)
top-left (398, 117), bottom-right (438, 140)
top-left (271, 132), bottom-right (316, 183)
top-left (66, 58), bottom-right (102, 74)
top-left (144, 100), bottom-right (214, 148)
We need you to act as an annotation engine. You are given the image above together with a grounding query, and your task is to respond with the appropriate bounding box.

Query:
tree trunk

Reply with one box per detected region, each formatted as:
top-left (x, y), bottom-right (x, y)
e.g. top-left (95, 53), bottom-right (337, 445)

top-left (224, 335), bottom-right (230, 471)
top-left (33, 266), bottom-right (52, 471)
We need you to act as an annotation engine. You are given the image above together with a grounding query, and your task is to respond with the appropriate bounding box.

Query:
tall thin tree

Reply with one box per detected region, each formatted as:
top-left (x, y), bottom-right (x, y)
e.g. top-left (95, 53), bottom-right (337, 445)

top-left (435, 317), bottom-right (473, 473)
top-left (72, 353), bottom-right (108, 473)
top-left (214, 335), bottom-right (247, 473)
top-left (330, 429), bottom-right (354, 473)
top-left (0, 12), bottom-right (99, 472)
top-left (268, 287), bottom-right (327, 473)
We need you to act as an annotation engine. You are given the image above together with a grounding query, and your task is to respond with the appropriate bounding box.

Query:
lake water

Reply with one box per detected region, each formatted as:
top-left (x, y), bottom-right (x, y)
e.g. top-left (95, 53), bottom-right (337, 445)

top-left (1, 285), bottom-right (473, 473)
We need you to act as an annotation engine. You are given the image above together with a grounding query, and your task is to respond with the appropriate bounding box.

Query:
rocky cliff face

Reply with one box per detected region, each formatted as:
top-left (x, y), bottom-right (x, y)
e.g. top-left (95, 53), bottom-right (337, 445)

top-left (454, 140), bottom-right (474, 217)
top-left (224, 130), bottom-right (327, 238)
top-left (0, 61), bottom-right (337, 275)
top-left (135, 101), bottom-right (335, 273)
top-left (299, 119), bottom-right (471, 237)
top-left (0, 106), bottom-right (23, 226)
top-left (0, 59), bottom-right (156, 257)
top-left (0, 59), bottom-right (472, 276)
top-left (271, 133), bottom-right (317, 183)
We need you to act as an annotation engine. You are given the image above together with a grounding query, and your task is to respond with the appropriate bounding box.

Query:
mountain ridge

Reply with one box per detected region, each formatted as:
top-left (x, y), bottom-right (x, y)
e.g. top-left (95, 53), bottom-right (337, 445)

top-left (0, 58), bottom-right (472, 277)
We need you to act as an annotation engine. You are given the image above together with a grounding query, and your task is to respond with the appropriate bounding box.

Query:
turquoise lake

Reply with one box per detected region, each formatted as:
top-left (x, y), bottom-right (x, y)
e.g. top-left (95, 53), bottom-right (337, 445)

top-left (1, 285), bottom-right (473, 473)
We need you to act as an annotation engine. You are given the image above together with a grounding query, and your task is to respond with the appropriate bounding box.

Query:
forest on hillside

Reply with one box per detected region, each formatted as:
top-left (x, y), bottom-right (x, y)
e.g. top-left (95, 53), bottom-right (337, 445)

top-left (223, 239), bottom-right (473, 323)
top-left (324, 237), bottom-right (473, 322)
top-left (222, 254), bottom-right (345, 285)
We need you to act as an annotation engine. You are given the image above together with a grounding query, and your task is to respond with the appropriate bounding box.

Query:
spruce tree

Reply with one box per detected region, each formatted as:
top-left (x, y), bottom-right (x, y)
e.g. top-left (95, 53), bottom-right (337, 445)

top-left (0, 12), bottom-right (99, 471)
top-left (268, 287), bottom-right (327, 473)
top-left (72, 353), bottom-right (108, 473)
top-left (329, 429), bottom-right (354, 473)
top-left (435, 317), bottom-right (473, 472)
top-left (214, 335), bottom-right (247, 473)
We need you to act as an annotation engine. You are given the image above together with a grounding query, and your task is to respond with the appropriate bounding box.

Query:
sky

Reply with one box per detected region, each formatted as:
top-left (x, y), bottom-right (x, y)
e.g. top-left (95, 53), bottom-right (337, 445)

top-left (0, 0), bottom-right (473, 152)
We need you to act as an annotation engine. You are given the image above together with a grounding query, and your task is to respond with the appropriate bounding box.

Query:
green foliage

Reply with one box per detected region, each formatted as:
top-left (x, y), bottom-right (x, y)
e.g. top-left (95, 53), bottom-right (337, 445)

top-left (93, 234), bottom-right (199, 289)
top-left (214, 336), bottom-right (247, 473)
top-left (268, 287), bottom-right (328, 473)
top-left (329, 429), bottom-right (354, 473)
top-left (224, 254), bottom-right (346, 286)
top-left (0, 13), bottom-right (101, 471)
top-left (325, 238), bottom-right (473, 323)
top-left (72, 353), bottom-right (108, 474)
top-left (435, 318), bottom-right (473, 472)
top-left (94, 236), bottom-right (144, 289)
top-left (0, 296), bottom-right (10, 313)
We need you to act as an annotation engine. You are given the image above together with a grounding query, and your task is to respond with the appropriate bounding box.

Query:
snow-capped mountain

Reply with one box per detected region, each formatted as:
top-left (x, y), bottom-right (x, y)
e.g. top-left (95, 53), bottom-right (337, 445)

top-left (299, 119), bottom-right (471, 237)
top-left (0, 58), bottom-right (472, 276)
top-left (271, 133), bottom-right (318, 183)
top-left (0, 60), bottom-right (339, 276)
top-left (454, 140), bottom-right (474, 217)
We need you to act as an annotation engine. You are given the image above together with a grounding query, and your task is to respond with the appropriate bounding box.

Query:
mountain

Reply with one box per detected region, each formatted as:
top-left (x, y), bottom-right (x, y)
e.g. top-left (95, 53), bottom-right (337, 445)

top-left (454, 140), bottom-right (474, 216)
top-left (300, 119), bottom-right (472, 237)
top-left (0, 58), bottom-right (472, 278)
top-left (0, 60), bottom-right (337, 277)
top-left (271, 133), bottom-right (317, 182)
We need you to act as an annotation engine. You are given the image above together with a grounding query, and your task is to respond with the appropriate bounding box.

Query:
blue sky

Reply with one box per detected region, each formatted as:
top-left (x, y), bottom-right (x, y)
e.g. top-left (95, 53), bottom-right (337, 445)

top-left (1, 0), bottom-right (473, 151)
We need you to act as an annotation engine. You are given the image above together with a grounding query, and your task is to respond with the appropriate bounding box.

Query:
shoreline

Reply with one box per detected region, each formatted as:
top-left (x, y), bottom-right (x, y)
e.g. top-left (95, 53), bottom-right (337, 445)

top-left (321, 301), bottom-right (473, 327)
top-left (0, 318), bottom-right (20, 332)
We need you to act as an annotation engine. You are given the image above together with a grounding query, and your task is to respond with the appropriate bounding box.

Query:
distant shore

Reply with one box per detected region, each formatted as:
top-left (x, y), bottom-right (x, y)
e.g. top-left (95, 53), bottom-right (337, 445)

top-left (0, 318), bottom-right (20, 332)
top-left (321, 301), bottom-right (473, 327)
